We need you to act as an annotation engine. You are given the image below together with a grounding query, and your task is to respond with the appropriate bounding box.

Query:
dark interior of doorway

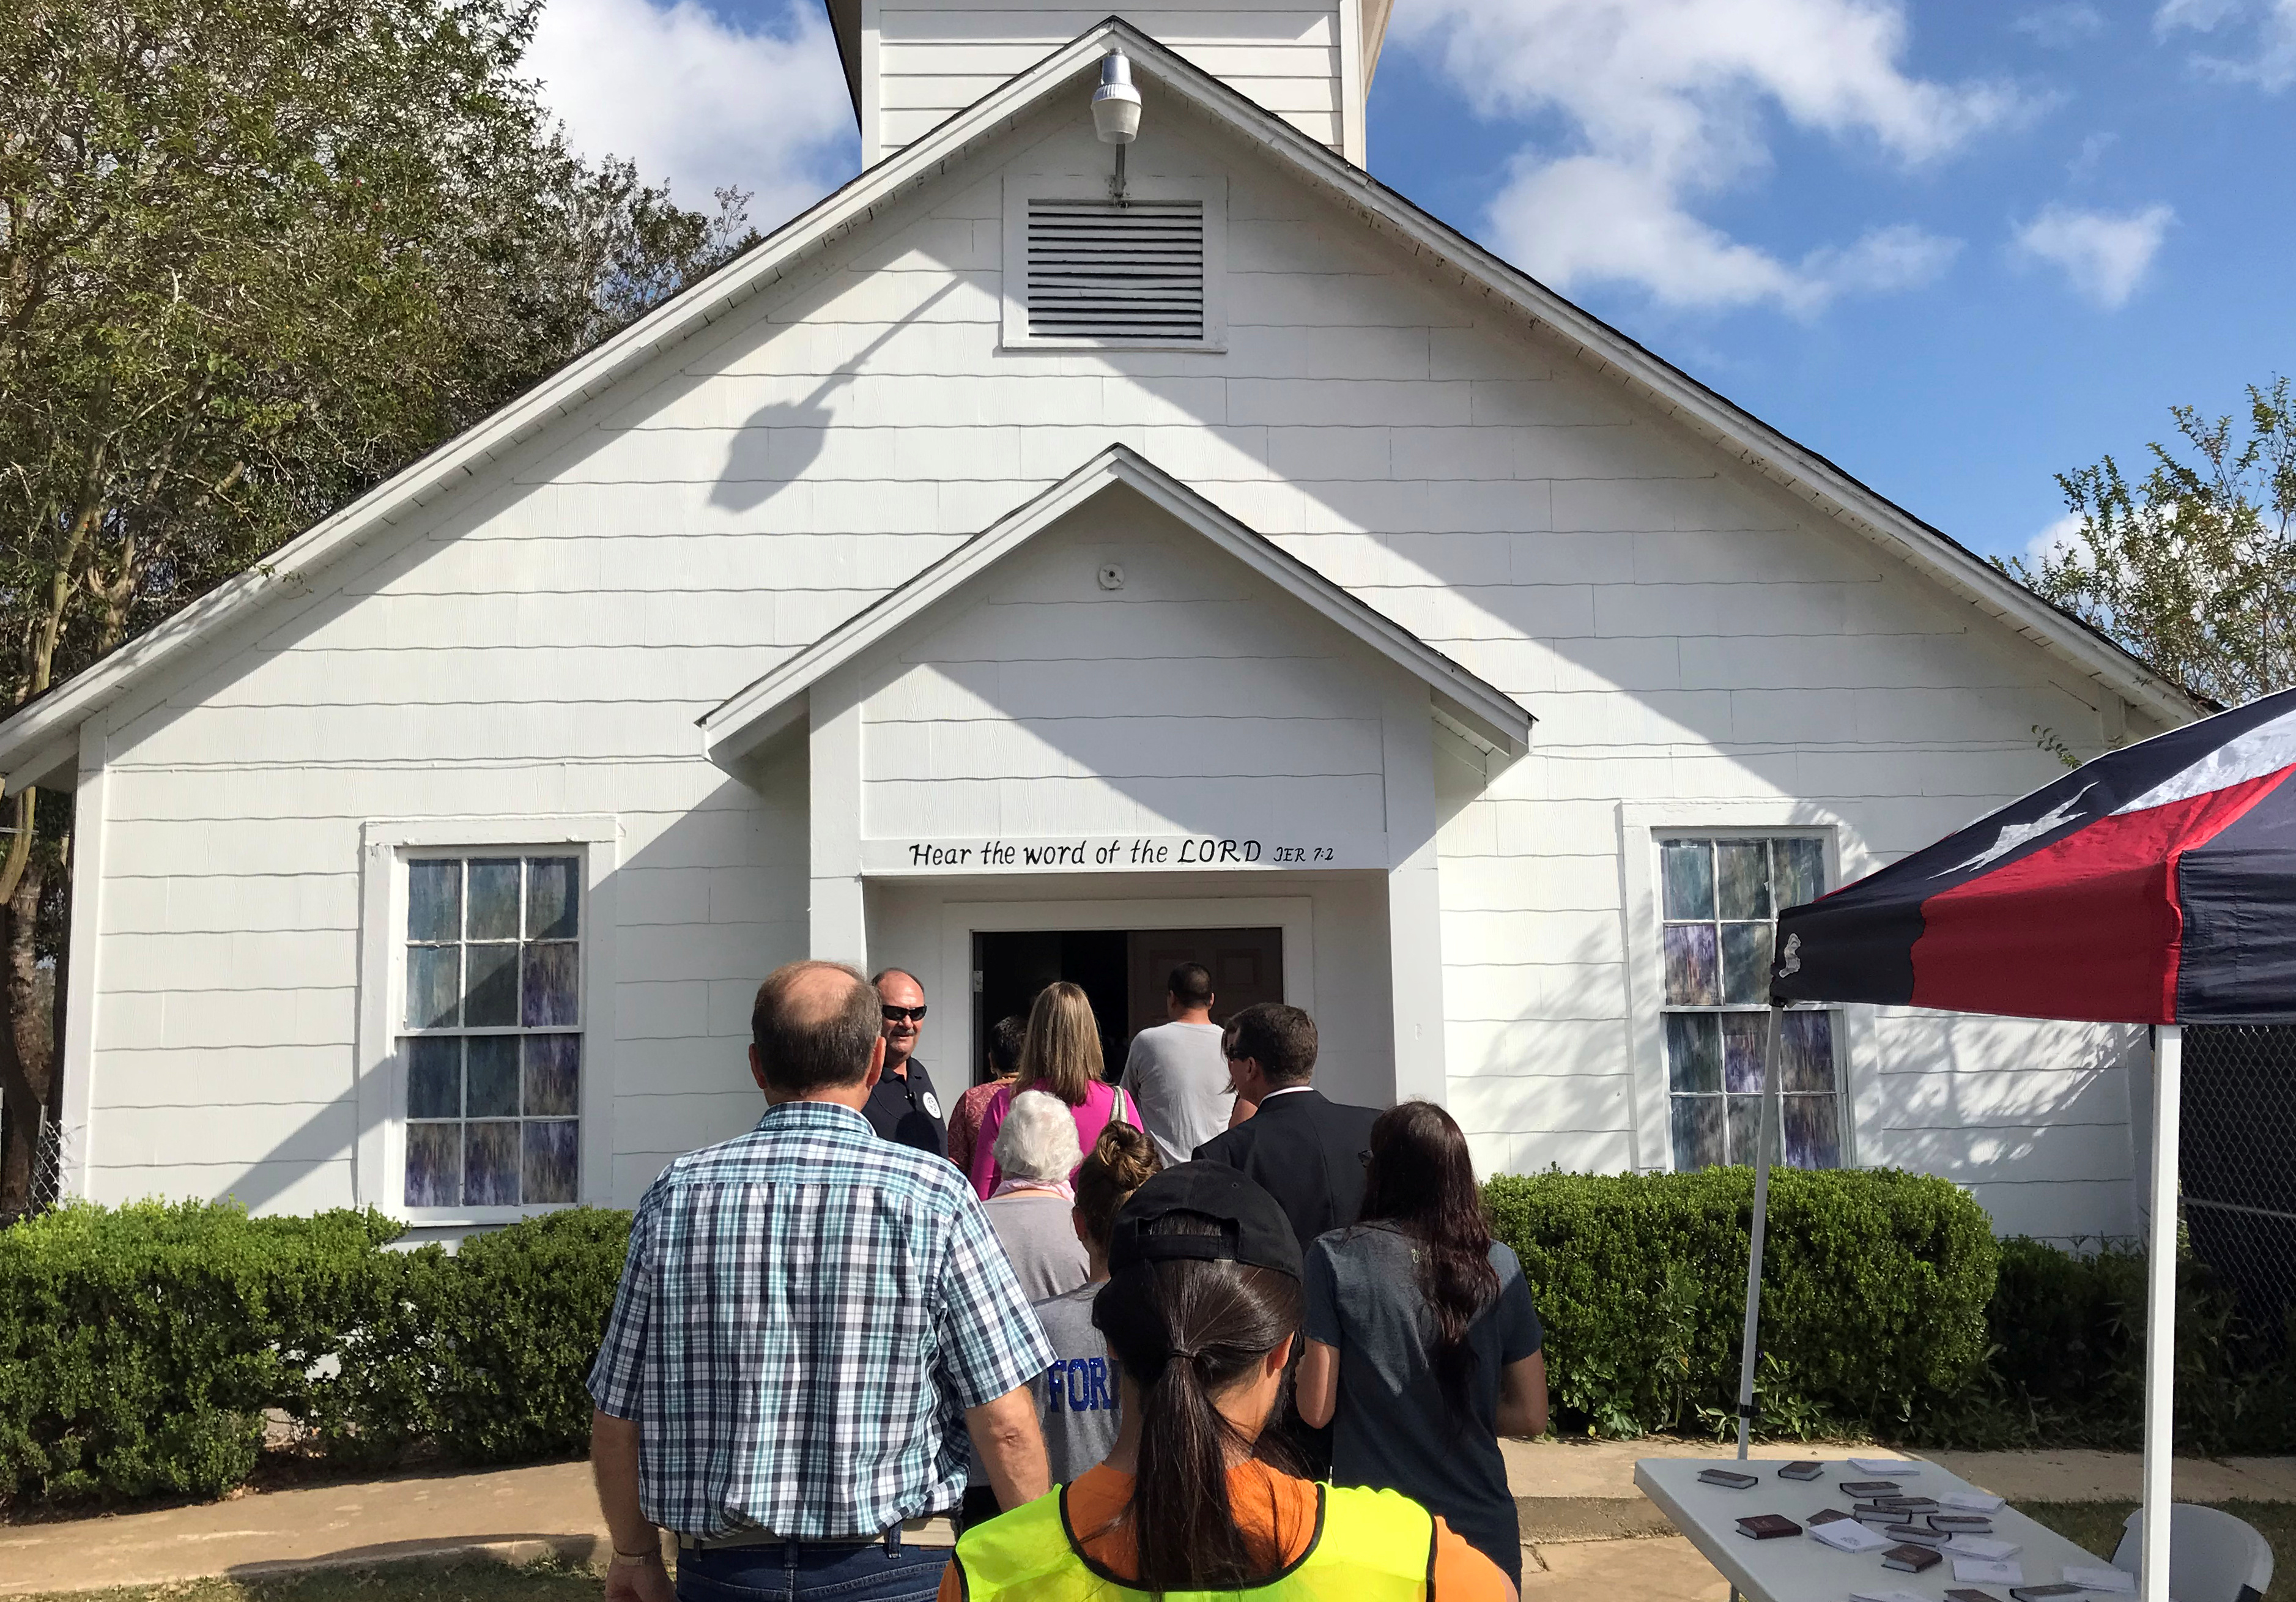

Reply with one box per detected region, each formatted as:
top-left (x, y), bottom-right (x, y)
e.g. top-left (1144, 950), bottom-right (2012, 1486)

top-left (969, 927), bottom-right (1283, 1086)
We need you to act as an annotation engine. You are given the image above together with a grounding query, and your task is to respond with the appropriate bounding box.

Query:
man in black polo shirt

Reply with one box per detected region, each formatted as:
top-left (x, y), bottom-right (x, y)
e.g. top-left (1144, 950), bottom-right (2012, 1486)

top-left (865, 968), bottom-right (948, 1158)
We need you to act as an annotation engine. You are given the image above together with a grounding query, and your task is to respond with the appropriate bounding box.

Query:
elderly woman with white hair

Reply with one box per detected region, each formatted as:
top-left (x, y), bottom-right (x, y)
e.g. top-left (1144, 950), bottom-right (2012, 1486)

top-left (982, 1089), bottom-right (1091, 1300)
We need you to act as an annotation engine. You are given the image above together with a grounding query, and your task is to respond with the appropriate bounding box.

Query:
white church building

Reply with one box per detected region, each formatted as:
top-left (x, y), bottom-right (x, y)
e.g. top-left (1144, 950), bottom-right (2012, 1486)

top-left (0, 3), bottom-right (2202, 1244)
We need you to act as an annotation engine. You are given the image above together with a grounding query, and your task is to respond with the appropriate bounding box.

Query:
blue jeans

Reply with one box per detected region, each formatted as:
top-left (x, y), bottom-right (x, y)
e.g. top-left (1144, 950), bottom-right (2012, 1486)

top-left (675, 1539), bottom-right (952, 1602)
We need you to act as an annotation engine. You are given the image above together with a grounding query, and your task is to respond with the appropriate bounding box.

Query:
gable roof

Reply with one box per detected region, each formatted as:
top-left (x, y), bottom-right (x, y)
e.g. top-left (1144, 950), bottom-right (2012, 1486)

top-left (0, 18), bottom-right (2204, 792)
top-left (700, 443), bottom-right (1534, 768)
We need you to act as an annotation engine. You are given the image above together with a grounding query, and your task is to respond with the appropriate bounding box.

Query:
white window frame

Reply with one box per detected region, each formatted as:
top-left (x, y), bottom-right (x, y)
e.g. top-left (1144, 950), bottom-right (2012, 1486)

top-left (999, 172), bottom-right (1229, 353)
top-left (354, 817), bottom-right (620, 1225)
top-left (1616, 801), bottom-right (1872, 1174)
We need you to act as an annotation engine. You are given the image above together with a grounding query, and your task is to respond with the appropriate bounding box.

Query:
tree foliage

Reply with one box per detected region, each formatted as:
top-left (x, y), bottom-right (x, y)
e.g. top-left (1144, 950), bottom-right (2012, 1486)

top-left (1998, 379), bottom-right (2296, 707)
top-left (0, 0), bottom-right (757, 1209)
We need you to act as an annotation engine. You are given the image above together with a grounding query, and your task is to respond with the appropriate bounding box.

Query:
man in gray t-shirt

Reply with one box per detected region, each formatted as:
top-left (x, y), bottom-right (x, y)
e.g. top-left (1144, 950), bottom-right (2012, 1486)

top-left (1120, 963), bottom-right (1234, 1166)
top-left (1028, 1283), bottom-right (1120, 1485)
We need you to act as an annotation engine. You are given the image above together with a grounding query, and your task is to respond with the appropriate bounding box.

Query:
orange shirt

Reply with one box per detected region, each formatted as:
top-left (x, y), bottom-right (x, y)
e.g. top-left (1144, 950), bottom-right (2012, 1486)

top-left (936, 1459), bottom-right (1511, 1600)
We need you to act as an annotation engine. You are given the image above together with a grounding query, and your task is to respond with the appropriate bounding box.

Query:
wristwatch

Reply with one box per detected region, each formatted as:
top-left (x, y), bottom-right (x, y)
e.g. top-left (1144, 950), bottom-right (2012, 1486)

top-left (612, 1544), bottom-right (663, 1567)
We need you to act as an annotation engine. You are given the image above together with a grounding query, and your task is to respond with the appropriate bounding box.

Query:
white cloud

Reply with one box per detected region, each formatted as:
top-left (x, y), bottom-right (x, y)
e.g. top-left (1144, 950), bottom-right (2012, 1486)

top-left (2015, 5), bottom-right (2106, 48)
top-left (2155, 0), bottom-right (2296, 89)
top-left (527, 0), bottom-right (858, 230)
top-left (1391, 0), bottom-right (2021, 313)
top-left (2012, 202), bottom-right (2176, 308)
top-left (2025, 512), bottom-right (2086, 567)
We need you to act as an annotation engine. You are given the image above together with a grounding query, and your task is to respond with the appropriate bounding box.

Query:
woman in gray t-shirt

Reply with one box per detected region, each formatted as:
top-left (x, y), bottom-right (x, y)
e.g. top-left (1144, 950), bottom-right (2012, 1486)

top-left (1295, 1101), bottom-right (1547, 1586)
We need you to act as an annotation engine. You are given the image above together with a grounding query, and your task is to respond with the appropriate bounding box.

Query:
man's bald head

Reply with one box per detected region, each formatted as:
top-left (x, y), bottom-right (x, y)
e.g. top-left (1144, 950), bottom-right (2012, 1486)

top-left (752, 960), bottom-right (881, 1094)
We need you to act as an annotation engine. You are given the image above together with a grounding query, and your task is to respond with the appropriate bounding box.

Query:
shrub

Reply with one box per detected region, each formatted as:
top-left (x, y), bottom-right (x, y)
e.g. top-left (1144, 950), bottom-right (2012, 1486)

top-left (0, 1200), bottom-right (402, 1503)
top-left (1483, 1166), bottom-right (1999, 1439)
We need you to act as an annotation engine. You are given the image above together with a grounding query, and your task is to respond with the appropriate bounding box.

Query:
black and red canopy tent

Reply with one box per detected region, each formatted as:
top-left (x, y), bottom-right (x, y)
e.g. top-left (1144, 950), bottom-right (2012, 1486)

top-left (1733, 684), bottom-right (2296, 1602)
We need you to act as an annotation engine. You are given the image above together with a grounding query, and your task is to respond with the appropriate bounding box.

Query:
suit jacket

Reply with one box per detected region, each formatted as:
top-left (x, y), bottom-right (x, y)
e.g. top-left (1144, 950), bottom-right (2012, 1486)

top-left (1191, 1088), bottom-right (1382, 1255)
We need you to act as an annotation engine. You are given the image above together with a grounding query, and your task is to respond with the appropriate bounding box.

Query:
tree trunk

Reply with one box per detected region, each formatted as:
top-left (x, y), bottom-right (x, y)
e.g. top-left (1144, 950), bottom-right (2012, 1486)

top-left (0, 852), bottom-right (54, 1219)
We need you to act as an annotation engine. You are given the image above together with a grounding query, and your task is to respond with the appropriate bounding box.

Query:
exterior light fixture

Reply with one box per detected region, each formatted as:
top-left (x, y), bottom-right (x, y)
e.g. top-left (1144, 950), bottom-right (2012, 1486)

top-left (1092, 50), bottom-right (1142, 202)
top-left (1092, 52), bottom-right (1142, 144)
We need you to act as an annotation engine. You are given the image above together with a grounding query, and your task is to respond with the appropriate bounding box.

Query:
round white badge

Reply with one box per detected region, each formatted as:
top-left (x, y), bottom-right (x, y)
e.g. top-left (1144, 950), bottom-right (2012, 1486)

top-left (920, 1091), bottom-right (942, 1121)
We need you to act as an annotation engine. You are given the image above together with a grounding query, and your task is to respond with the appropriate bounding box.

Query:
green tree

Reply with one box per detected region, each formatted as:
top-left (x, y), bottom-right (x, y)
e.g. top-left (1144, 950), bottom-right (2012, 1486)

top-left (1998, 379), bottom-right (2296, 708)
top-left (0, 0), bottom-right (756, 1212)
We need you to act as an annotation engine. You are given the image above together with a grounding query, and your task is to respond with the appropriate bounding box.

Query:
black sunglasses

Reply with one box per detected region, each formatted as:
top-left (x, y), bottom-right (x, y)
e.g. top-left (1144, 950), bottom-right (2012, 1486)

top-left (881, 1004), bottom-right (927, 1023)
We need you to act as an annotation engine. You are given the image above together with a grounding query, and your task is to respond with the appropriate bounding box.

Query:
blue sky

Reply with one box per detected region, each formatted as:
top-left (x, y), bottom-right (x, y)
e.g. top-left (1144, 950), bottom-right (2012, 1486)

top-left (525, 0), bottom-right (2296, 563)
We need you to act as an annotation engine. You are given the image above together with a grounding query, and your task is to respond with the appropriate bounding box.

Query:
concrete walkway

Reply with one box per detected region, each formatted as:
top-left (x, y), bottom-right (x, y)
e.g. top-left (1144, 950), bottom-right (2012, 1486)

top-left (4, 1445), bottom-right (2292, 1598)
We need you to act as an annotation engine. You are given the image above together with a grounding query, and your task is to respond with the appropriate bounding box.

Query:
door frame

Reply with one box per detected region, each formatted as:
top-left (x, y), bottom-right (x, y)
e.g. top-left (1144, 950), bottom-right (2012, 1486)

top-left (939, 896), bottom-right (1317, 1092)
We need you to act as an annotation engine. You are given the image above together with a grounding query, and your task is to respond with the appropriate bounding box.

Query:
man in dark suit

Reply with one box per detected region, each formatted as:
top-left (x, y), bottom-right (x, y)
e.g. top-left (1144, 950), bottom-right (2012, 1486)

top-left (1190, 1001), bottom-right (1382, 1477)
top-left (1191, 1002), bottom-right (1382, 1259)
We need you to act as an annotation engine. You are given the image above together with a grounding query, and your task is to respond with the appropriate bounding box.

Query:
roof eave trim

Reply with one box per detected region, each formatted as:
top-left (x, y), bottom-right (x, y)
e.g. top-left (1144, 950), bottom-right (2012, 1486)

top-left (698, 443), bottom-right (1533, 770)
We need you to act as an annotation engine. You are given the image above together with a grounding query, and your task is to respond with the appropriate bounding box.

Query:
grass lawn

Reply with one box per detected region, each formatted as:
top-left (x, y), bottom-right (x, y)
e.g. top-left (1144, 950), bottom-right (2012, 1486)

top-left (9, 1557), bottom-right (605, 1602)
top-left (2015, 1499), bottom-right (2294, 1585)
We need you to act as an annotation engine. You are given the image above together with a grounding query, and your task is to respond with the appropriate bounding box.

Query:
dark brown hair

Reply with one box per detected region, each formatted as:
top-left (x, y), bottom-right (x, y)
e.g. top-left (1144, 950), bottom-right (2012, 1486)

top-left (1072, 1122), bottom-right (1161, 1252)
top-left (1358, 1100), bottom-right (1499, 1423)
top-left (1090, 1213), bottom-right (1306, 1596)
top-left (1167, 962), bottom-right (1213, 1009)
top-left (750, 961), bottom-right (880, 1094)
top-left (988, 1014), bottom-right (1027, 1078)
top-left (1018, 981), bottom-right (1103, 1105)
top-left (1221, 1002), bottom-right (1316, 1086)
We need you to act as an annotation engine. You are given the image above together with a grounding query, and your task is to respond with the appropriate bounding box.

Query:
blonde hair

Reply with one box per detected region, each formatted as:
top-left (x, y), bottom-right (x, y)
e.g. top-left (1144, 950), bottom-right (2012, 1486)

top-left (1018, 980), bottom-right (1103, 1105)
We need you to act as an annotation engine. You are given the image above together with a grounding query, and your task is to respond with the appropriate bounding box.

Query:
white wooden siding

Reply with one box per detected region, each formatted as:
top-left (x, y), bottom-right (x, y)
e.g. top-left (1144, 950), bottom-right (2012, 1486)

top-left (75, 99), bottom-right (2140, 1239)
top-left (875, 2), bottom-right (1347, 157)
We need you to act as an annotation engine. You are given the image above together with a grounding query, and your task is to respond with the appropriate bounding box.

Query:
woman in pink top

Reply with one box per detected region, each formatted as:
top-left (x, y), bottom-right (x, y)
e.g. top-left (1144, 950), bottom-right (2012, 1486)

top-left (968, 981), bottom-right (1135, 1200)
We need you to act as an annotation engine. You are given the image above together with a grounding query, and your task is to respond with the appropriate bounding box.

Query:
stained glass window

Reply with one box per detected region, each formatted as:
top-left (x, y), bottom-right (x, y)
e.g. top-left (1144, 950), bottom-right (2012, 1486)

top-left (402, 856), bottom-right (581, 1209)
top-left (1657, 836), bottom-right (1840, 1173)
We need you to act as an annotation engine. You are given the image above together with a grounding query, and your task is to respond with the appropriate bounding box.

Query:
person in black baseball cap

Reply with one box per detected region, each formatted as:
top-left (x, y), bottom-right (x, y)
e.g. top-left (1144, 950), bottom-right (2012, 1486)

top-left (941, 1163), bottom-right (1514, 1602)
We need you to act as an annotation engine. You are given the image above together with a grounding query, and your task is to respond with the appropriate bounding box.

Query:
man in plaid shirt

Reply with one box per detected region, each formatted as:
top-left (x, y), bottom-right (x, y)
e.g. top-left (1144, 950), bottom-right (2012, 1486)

top-left (589, 960), bottom-right (1053, 1602)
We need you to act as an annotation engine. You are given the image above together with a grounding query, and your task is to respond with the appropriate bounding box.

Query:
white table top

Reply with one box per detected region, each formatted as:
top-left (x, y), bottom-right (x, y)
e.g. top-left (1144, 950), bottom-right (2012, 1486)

top-left (1634, 1456), bottom-right (2116, 1602)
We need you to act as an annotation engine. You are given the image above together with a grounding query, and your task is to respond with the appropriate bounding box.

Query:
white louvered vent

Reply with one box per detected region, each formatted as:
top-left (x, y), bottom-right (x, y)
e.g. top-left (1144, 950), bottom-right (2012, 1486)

top-left (1026, 199), bottom-right (1205, 342)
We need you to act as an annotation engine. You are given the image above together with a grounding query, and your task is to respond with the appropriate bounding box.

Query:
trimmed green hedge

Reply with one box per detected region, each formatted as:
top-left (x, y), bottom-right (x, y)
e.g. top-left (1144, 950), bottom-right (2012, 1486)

top-left (6, 1171), bottom-right (2291, 1508)
top-left (0, 1201), bottom-right (629, 1506)
top-left (1483, 1166), bottom-right (1999, 1439)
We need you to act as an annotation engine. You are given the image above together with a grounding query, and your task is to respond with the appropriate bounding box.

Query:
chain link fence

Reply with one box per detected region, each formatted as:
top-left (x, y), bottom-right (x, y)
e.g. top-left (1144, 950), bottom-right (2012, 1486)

top-left (0, 1098), bottom-right (64, 1228)
top-left (2182, 1024), bottom-right (2296, 1354)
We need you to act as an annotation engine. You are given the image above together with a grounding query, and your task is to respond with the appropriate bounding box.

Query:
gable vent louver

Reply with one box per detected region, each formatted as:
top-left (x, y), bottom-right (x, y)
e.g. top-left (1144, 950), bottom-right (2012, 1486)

top-left (1026, 199), bottom-right (1205, 341)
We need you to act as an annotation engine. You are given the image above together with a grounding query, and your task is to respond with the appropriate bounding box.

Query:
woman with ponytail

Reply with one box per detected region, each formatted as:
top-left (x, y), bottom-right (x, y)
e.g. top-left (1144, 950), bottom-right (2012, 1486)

top-left (941, 1162), bottom-right (1514, 1601)
top-left (1295, 1101), bottom-right (1548, 1587)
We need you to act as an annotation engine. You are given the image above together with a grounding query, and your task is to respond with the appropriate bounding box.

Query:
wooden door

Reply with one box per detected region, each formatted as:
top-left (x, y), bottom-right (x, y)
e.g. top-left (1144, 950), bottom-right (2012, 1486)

top-left (1124, 927), bottom-right (1284, 1042)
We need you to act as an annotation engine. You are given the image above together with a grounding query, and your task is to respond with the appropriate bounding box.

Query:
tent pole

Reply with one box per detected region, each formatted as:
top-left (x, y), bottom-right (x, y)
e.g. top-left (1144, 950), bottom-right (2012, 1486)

top-left (1733, 1003), bottom-right (1785, 1462)
top-left (2139, 1023), bottom-right (2182, 1602)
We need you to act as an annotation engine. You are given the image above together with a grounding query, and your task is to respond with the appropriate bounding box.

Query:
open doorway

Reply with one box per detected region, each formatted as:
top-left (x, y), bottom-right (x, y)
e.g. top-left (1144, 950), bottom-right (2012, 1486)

top-left (969, 926), bottom-right (1284, 1085)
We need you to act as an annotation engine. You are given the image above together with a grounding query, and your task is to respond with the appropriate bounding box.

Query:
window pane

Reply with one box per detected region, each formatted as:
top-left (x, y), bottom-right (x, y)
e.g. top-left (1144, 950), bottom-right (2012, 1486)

top-left (406, 1037), bottom-right (462, 1119)
top-left (408, 861), bottom-right (461, 943)
top-left (1664, 1012), bottom-right (1720, 1093)
top-left (524, 1034), bottom-right (580, 1117)
top-left (406, 1123), bottom-right (461, 1207)
top-left (1716, 841), bottom-right (1771, 921)
top-left (465, 1121), bottom-right (520, 1206)
top-left (527, 858), bottom-right (579, 941)
top-left (1775, 839), bottom-right (1825, 910)
top-left (466, 1035), bottom-right (520, 1117)
top-left (1721, 922), bottom-right (1772, 1004)
top-left (464, 942), bottom-right (519, 1026)
top-left (1721, 1012), bottom-right (1768, 1093)
top-left (524, 1119), bottom-right (579, 1204)
top-left (1783, 1095), bottom-right (1841, 1170)
top-left (1781, 1010), bottom-right (1837, 1093)
top-left (1726, 1094), bottom-right (1765, 1166)
top-left (406, 945), bottom-right (461, 1029)
top-left (1660, 840), bottom-right (1714, 920)
top-left (1670, 1096), bottom-right (1723, 1171)
top-left (522, 941), bottom-right (579, 1028)
top-left (467, 861), bottom-right (521, 942)
top-left (1662, 924), bottom-right (1719, 1006)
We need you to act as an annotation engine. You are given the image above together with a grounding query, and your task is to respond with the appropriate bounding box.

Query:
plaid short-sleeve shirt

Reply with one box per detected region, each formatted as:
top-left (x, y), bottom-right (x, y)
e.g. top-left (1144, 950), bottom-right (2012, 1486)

top-left (587, 1100), bottom-right (1053, 1539)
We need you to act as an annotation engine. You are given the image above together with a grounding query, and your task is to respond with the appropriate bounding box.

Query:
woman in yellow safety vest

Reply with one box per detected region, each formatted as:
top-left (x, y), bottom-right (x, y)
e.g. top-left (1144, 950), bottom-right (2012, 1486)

top-left (939, 1162), bottom-right (1517, 1602)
